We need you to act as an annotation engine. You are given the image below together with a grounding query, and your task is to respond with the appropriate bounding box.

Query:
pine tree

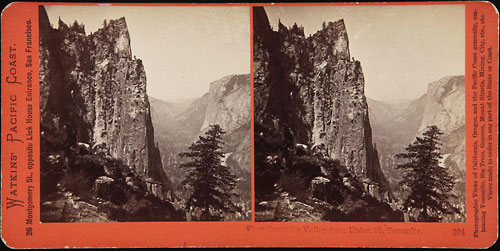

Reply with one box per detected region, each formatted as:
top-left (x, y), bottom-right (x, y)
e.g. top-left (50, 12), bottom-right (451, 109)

top-left (179, 124), bottom-right (240, 221)
top-left (396, 125), bottom-right (459, 222)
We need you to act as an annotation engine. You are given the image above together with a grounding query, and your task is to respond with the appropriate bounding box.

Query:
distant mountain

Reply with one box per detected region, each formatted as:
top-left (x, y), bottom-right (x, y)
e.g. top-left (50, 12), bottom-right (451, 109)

top-left (368, 75), bottom-right (465, 222)
top-left (150, 74), bottom-right (251, 219)
top-left (381, 98), bottom-right (413, 107)
top-left (150, 95), bottom-right (208, 191)
top-left (198, 75), bottom-right (251, 177)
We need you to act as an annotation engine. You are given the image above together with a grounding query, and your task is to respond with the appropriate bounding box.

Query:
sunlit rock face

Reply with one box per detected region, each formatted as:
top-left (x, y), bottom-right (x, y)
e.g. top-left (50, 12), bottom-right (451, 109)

top-left (199, 74), bottom-right (251, 175)
top-left (151, 74), bottom-right (251, 208)
top-left (419, 76), bottom-right (465, 176)
top-left (149, 74), bottom-right (252, 220)
top-left (368, 75), bottom-right (465, 221)
top-left (39, 6), bottom-right (169, 194)
top-left (368, 75), bottom-right (465, 180)
top-left (253, 6), bottom-right (387, 190)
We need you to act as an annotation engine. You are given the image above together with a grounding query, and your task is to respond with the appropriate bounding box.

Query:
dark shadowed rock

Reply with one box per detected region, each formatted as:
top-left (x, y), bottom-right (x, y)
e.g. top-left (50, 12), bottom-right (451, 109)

top-left (253, 7), bottom-right (402, 222)
top-left (309, 176), bottom-right (331, 201)
top-left (94, 176), bottom-right (115, 199)
top-left (38, 6), bottom-right (184, 222)
top-left (253, 6), bottom-right (388, 194)
top-left (39, 6), bottom-right (169, 196)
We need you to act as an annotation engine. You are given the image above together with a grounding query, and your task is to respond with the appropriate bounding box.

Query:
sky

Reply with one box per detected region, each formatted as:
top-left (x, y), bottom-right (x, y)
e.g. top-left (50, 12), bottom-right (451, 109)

top-left (265, 5), bottom-right (465, 102)
top-left (45, 5), bottom-right (464, 103)
top-left (45, 5), bottom-right (250, 102)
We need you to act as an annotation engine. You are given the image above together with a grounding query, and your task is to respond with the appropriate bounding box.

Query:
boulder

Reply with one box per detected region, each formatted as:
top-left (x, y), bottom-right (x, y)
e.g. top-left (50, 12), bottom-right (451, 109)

top-left (295, 143), bottom-right (309, 155)
top-left (309, 176), bottom-right (331, 201)
top-left (145, 177), bottom-right (164, 200)
top-left (94, 176), bottom-right (115, 200)
top-left (77, 142), bottom-right (91, 154)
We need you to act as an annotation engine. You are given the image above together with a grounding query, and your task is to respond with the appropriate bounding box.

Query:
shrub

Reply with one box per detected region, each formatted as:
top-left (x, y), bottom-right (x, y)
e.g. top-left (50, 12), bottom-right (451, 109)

top-left (59, 168), bottom-right (95, 201)
top-left (40, 152), bottom-right (66, 200)
top-left (254, 123), bottom-right (287, 200)
top-left (123, 195), bottom-right (153, 221)
top-left (276, 170), bottom-right (310, 202)
top-left (58, 154), bottom-right (132, 204)
top-left (291, 155), bottom-right (323, 179)
top-left (73, 154), bottom-right (107, 180)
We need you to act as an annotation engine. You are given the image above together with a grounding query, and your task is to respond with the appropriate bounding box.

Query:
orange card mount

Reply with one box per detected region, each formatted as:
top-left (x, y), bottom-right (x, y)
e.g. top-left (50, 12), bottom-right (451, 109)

top-left (1, 1), bottom-right (498, 248)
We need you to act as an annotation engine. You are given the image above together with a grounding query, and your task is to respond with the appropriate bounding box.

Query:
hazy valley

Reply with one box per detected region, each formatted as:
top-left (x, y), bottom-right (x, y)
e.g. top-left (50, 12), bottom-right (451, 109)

top-left (368, 75), bottom-right (466, 222)
top-left (150, 74), bottom-right (251, 220)
top-left (39, 5), bottom-right (250, 222)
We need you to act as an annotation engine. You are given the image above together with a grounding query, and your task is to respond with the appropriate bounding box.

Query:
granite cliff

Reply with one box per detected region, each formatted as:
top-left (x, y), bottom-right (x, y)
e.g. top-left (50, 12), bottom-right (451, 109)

top-left (150, 74), bottom-right (251, 220)
top-left (39, 6), bottom-right (181, 221)
top-left (199, 74), bottom-right (251, 180)
top-left (254, 7), bottom-right (397, 221)
top-left (368, 75), bottom-right (465, 221)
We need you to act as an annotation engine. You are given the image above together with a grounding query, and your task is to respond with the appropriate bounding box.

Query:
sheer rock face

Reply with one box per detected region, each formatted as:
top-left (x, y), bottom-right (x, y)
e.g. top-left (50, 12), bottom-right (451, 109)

top-left (39, 6), bottom-right (169, 193)
top-left (420, 76), bottom-right (465, 175)
top-left (149, 74), bottom-right (251, 219)
top-left (419, 76), bottom-right (465, 132)
top-left (253, 7), bottom-right (387, 189)
top-left (368, 75), bottom-right (465, 176)
top-left (150, 74), bottom-right (251, 202)
top-left (199, 74), bottom-right (251, 177)
top-left (201, 75), bottom-right (251, 135)
top-left (368, 75), bottom-right (465, 220)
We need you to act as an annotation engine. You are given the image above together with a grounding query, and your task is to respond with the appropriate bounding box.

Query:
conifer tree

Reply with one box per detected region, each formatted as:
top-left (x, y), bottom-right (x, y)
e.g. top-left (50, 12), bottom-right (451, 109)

top-left (396, 125), bottom-right (459, 222)
top-left (179, 124), bottom-right (240, 221)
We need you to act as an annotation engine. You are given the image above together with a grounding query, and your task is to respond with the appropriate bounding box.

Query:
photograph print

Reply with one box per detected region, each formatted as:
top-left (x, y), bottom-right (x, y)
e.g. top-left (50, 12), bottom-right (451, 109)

top-left (253, 5), bottom-right (465, 222)
top-left (39, 5), bottom-right (251, 222)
